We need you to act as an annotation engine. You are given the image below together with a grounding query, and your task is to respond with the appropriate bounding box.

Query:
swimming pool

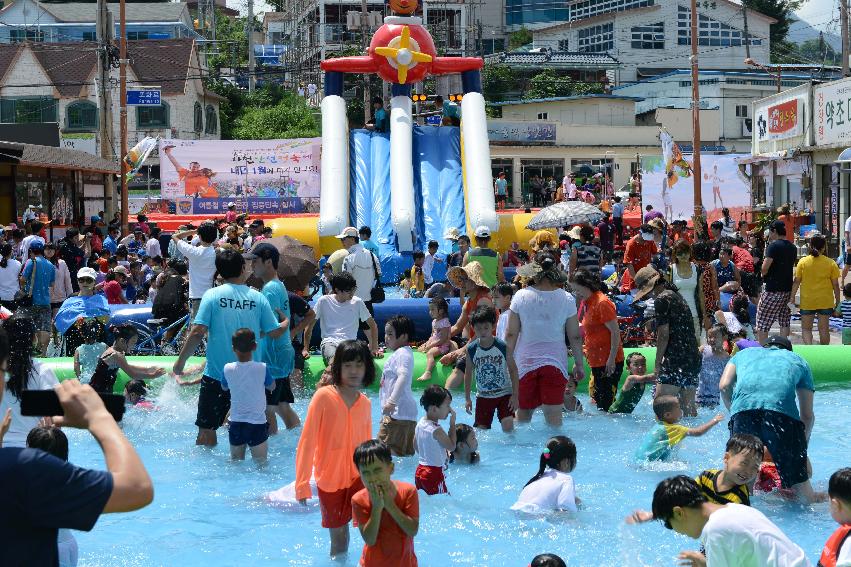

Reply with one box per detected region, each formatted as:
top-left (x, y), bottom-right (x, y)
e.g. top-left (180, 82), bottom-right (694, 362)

top-left (70, 380), bottom-right (849, 566)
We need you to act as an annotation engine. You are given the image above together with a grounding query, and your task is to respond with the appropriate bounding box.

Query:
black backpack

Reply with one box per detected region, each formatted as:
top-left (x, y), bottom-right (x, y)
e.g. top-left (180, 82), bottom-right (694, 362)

top-left (152, 275), bottom-right (188, 319)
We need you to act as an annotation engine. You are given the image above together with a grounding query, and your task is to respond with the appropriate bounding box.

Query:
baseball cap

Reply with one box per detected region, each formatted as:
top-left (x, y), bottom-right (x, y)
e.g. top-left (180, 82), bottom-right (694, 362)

top-left (90, 215), bottom-right (101, 223)
top-left (227, 202), bottom-right (236, 208)
top-left (474, 225), bottom-right (491, 238)
top-left (29, 240), bottom-right (45, 251)
top-left (769, 220), bottom-right (786, 232)
top-left (764, 335), bottom-right (793, 351)
top-left (243, 241), bottom-right (280, 264)
top-left (113, 265), bottom-right (130, 277)
top-left (77, 267), bottom-right (97, 281)
top-left (335, 226), bottom-right (359, 239)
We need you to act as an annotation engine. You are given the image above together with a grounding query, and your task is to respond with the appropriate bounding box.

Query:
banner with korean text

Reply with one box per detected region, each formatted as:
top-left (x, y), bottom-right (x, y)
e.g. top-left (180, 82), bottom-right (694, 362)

top-left (158, 138), bottom-right (322, 214)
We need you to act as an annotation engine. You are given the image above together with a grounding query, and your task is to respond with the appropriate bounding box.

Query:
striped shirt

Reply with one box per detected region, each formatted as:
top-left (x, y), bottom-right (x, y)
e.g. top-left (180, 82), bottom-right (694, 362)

top-left (841, 300), bottom-right (851, 329)
top-left (696, 469), bottom-right (750, 506)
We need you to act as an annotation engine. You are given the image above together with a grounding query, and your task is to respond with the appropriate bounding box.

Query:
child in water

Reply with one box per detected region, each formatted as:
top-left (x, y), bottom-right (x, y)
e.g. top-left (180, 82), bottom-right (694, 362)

top-left (89, 324), bottom-right (165, 394)
top-left (492, 282), bottom-right (515, 341)
top-left (414, 385), bottom-right (456, 495)
top-left (635, 396), bottom-right (724, 462)
top-left (417, 298), bottom-right (452, 382)
top-left (511, 436), bottom-right (579, 514)
top-left (124, 379), bottom-right (154, 409)
top-left (73, 319), bottom-right (107, 383)
top-left (563, 375), bottom-right (583, 413)
top-left (609, 352), bottom-right (655, 414)
top-left (378, 316), bottom-right (418, 457)
top-left (819, 467), bottom-right (851, 567)
top-left (450, 424), bottom-right (479, 464)
top-left (696, 324), bottom-right (731, 408)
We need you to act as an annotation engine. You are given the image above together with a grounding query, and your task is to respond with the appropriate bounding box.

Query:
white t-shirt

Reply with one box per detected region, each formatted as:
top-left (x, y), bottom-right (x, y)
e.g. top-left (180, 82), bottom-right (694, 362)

top-left (414, 417), bottom-right (447, 467)
top-left (176, 240), bottom-right (216, 299)
top-left (314, 294), bottom-right (371, 343)
top-left (0, 258), bottom-right (22, 300)
top-left (146, 237), bottom-right (162, 258)
top-left (509, 287), bottom-right (577, 378)
top-left (342, 244), bottom-right (380, 301)
top-left (838, 534), bottom-right (851, 566)
top-left (423, 253), bottom-right (437, 285)
top-left (0, 361), bottom-right (59, 447)
top-left (701, 504), bottom-right (812, 567)
top-left (496, 309), bottom-right (511, 341)
top-left (379, 346), bottom-right (418, 421)
top-left (221, 361), bottom-right (274, 424)
top-left (510, 469), bottom-right (577, 514)
top-left (845, 216), bottom-right (851, 248)
top-left (19, 235), bottom-right (45, 261)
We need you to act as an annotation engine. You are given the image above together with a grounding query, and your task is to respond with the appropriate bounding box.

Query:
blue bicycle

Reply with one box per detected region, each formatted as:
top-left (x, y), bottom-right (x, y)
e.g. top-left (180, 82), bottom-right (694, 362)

top-left (128, 314), bottom-right (206, 356)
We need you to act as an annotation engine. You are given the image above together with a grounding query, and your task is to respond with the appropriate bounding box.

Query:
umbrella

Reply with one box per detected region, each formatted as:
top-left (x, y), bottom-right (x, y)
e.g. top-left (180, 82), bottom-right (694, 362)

top-left (525, 201), bottom-right (604, 230)
top-left (575, 164), bottom-right (596, 176)
top-left (259, 235), bottom-right (319, 292)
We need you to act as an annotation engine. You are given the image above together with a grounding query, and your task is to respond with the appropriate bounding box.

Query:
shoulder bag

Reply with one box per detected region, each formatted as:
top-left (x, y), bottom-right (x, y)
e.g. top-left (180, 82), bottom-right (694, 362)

top-left (15, 257), bottom-right (37, 308)
top-left (369, 252), bottom-right (385, 304)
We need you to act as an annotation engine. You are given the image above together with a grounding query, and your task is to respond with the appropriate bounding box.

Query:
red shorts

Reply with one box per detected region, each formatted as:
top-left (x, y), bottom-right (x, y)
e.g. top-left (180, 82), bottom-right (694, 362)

top-left (474, 394), bottom-right (514, 428)
top-left (415, 464), bottom-right (448, 495)
top-left (518, 365), bottom-right (567, 410)
top-left (317, 477), bottom-right (365, 528)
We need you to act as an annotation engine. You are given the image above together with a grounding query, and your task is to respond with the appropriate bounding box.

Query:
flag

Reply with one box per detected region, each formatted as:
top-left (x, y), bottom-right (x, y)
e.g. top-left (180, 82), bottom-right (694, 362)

top-left (660, 131), bottom-right (692, 189)
top-left (123, 136), bottom-right (158, 182)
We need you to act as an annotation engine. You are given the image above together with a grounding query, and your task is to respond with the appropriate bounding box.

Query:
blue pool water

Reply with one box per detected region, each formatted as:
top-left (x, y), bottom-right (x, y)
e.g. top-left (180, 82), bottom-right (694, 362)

top-left (70, 381), bottom-right (850, 566)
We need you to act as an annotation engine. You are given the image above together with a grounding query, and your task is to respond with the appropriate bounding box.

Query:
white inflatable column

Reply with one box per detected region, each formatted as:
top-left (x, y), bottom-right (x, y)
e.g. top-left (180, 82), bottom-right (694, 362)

top-left (317, 83), bottom-right (349, 237)
top-left (390, 93), bottom-right (415, 252)
top-left (460, 76), bottom-right (498, 235)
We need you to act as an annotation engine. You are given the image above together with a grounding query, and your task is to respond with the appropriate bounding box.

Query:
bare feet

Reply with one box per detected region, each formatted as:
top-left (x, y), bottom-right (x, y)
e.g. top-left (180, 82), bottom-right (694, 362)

top-left (417, 371), bottom-right (432, 382)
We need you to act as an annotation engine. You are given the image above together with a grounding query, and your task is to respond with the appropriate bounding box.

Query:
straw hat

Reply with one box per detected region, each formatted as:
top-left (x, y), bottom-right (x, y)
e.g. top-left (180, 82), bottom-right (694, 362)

top-left (567, 226), bottom-right (582, 240)
top-left (632, 266), bottom-right (662, 301)
top-left (447, 261), bottom-right (488, 289)
top-left (443, 227), bottom-right (461, 241)
top-left (648, 218), bottom-right (665, 232)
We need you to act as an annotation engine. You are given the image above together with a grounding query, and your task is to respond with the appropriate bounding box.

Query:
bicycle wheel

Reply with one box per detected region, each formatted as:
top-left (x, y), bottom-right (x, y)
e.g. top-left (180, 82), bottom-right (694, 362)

top-left (130, 324), bottom-right (159, 356)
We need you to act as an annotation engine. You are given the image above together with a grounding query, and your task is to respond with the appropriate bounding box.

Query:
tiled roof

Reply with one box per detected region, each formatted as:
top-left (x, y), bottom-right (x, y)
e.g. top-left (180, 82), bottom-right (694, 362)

top-left (490, 94), bottom-right (644, 106)
top-left (39, 2), bottom-right (188, 23)
top-left (0, 38), bottom-right (198, 98)
top-left (484, 51), bottom-right (618, 68)
top-left (0, 140), bottom-right (118, 173)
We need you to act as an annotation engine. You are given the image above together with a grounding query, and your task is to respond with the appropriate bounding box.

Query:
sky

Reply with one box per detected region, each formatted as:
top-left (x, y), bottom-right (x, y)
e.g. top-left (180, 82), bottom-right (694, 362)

top-left (795, 0), bottom-right (838, 33)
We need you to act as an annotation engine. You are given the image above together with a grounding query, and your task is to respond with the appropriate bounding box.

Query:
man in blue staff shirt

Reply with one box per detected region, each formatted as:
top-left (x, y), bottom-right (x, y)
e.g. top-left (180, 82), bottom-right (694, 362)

top-left (173, 248), bottom-right (287, 447)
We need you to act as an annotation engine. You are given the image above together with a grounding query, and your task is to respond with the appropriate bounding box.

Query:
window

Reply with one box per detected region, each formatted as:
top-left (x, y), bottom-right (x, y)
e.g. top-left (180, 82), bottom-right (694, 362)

top-left (631, 22), bottom-right (664, 49)
top-left (537, 112), bottom-right (549, 120)
top-left (577, 23), bottom-right (613, 53)
top-left (677, 5), bottom-right (762, 46)
top-left (10, 29), bottom-right (44, 43)
top-left (82, 31), bottom-right (96, 41)
top-left (136, 102), bottom-right (169, 128)
top-left (481, 38), bottom-right (505, 55)
top-left (127, 31), bottom-right (149, 40)
top-left (569, 0), bottom-right (654, 20)
top-left (557, 39), bottom-right (569, 51)
top-left (193, 102), bottom-right (203, 133)
top-left (65, 100), bottom-right (98, 131)
top-left (506, 0), bottom-right (568, 27)
top-left (735, 105), bottom-right (747, 117)
top-left (205, 105), bottom-right (218, 134)
top-left (0, 97), bottom-right (57, 123)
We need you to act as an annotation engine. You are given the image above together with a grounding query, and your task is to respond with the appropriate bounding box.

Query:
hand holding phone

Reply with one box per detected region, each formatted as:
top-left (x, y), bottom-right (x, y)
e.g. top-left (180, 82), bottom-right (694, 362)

top-left (21, 382), bottom-right (125, 424)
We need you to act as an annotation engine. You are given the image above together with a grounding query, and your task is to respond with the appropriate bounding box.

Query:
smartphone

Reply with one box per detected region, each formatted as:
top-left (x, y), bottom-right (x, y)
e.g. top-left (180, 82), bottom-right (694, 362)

top-left (21, 390), bottom-right (125, 423)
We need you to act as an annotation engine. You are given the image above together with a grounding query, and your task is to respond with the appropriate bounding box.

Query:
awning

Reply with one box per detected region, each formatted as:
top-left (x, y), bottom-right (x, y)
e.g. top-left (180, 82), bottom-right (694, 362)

top-left (734, 149), bottom-right (800, 165)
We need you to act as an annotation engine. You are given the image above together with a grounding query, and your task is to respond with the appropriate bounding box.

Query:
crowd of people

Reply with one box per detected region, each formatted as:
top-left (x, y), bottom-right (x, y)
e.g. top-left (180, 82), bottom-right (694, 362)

top-left (1, 205), bottom-right (850, 567)
top-left (493, 169), bottom-right (642, 211)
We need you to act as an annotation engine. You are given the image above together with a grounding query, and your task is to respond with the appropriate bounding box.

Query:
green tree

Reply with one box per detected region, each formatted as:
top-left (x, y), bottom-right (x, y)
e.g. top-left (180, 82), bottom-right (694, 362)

top-left (796, 37), bottom-right (840, 66)
top-left (508, 27), bottom-right (533, 50)
top-left (741, 0), bottom-right (804, 61)
top-left (232, 93), bottom-right (319, 139)
top-left (482, 64), bottom-right (516, 103)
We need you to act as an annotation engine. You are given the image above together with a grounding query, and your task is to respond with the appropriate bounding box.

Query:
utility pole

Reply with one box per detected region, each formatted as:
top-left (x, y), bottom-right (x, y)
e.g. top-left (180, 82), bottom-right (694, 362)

top-left (740, 0), bottom-right (750, 60)
top-left (247, 0), bottom-right (256, 92)
top-left (689, 0), bottom-right (703, 228)
top-left (842, 0), bottom-right (849, 77)
top-left (120, 0), bottom-right (129, 234)
top-left (361, 0), bottom-right (371, 125)
top-left (96, 0), bottom-right (115, 219)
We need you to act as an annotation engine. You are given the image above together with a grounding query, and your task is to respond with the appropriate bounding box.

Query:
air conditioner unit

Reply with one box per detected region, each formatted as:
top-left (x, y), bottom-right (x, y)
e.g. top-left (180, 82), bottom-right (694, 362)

top-left (741, 118), bottom-right (752, 137)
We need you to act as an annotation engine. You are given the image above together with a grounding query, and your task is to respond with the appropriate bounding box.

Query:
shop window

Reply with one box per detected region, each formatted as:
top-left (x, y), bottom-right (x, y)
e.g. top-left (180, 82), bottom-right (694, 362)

top-left (137, 102), bottom-right (169, 129)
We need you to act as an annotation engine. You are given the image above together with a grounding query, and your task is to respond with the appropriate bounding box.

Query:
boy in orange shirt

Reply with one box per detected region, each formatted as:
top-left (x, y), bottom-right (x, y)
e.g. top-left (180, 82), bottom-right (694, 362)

top-left (351, 440), bottom-right (419, 567)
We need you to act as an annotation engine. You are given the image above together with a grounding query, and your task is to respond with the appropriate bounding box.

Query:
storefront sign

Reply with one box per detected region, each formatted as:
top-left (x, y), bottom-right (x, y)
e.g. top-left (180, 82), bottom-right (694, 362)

top-left (61, 134), bottom-right (97, 155)
top-left (815, 78), bottom-right (851, 147)
top-left (191, 197), bottom-right (305, 214)
top-left (755, 98), bottom-right (802, 142)
top-left (487, 121), bottom-right (556, 144)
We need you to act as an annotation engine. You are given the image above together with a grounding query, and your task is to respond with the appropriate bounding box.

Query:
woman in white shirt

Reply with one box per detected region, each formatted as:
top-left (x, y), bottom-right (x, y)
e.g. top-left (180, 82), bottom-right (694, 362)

top-left (670, 239), bottom-right (705, 344)
top-left (45, 243), bottom-right (74, 327)
top-left (0, 243), bottom-right (21, 310)
top-left (512, 436), bottom-right (578, 514)
top-left (0, 314), bottom-right (59, 448)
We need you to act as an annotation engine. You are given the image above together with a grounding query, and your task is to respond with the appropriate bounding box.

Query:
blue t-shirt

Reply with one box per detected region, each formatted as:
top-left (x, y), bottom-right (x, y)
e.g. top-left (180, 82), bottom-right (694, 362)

top-left (361, 239), bottom-right (380, 257)
top-left (102, 235), bottom-right (118, 254)
top-left (194, 283), bottom-right (279, 381)
top-left (22, 257), bottom-right (56, 306)
top-left (494, 178), bottom-right (508, 196)
top-left (729, 347), bottom-right (814, 421)
top-left (0, 447), bottom-right (113, 567)
top-left (261, 279), bottom-right (295, 379)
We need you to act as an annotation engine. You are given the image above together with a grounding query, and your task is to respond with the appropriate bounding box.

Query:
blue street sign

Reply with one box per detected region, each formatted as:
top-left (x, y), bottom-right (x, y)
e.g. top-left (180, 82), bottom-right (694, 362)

top-left (127, 90), bottom-right (161, 106)
top-left (425, 114), bottom-right (441, 125)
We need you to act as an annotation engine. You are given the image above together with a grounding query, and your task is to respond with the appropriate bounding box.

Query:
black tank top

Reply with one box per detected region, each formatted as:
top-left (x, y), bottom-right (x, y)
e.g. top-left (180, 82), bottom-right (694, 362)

top-left (89, 356), bottom-right (119, 394)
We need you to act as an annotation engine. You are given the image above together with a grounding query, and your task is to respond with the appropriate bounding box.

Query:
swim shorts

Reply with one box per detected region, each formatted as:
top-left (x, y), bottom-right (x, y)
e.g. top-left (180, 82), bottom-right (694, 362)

top-left (799, 308), bottom-right (834, 316)
top-left (317, 477), bottom-right (365, 529)
top-left (195, 376), bottom-right (231, 430)
top-left (474, 394), bottom-right (514, 428)
top-left (518, 365), bottom-right (567, 410)
top-left (228, 421), bottom-right (269, 447)
top-left (265, 377), bottom-right (295, 405)
top-left (320, 339), bottom-right (342, 365)
top-left (377, 416), bottom-right (416, 456)
top-left (415, 464), bottom-right (448, 495)
top-left (755, 291), bottom-right (791, 332)
top-left (729, 409), bottom-right (808, 489)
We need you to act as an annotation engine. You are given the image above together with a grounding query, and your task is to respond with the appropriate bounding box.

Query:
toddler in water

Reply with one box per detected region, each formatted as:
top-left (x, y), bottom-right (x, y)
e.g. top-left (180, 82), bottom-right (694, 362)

top-left (378, 316), bottom-right (418, 457)
top-left (635, 396), bottom-right (724, 462)
top-left (450, 424), bottom-right (479, 464)
top-left (841, 283), bottom-right (851, 346)
top-left (26, 426), bottom-right (77, 567)
top-left (221, 328), bottom-right (275, 461)
top-left (511, 436), bottom-right (579, 514)
top-left (414, 385), bottom-right (456, 495)
top-left (563, 375), bottom-right (583, 413)
top-left (73, 319), bottom-right (107, 383)
top-left (124, 379), bottom-right (154, 409)
top-left (417, 298), bottom-right (453, 382)
top-left (819, 467), bottom-right (851, 567)
top-left (696, 324), bottom-right (731, 408)
top-left (492, 282), bottom-right (515, 340)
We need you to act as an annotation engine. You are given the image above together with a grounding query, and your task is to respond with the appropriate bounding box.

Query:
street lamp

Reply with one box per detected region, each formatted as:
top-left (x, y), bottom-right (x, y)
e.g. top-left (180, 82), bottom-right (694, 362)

top-left (744, 57), bottom-right (781, 93)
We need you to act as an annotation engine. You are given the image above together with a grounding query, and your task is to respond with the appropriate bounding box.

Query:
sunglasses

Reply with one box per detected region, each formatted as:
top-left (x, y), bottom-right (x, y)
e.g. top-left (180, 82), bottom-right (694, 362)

top-left (78, 277), bottom-right (95, 283)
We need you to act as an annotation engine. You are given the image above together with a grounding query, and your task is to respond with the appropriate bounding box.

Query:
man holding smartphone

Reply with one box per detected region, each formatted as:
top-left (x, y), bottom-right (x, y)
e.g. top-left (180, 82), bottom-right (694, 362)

top-left (0, 326), bottom-right (154, 565)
